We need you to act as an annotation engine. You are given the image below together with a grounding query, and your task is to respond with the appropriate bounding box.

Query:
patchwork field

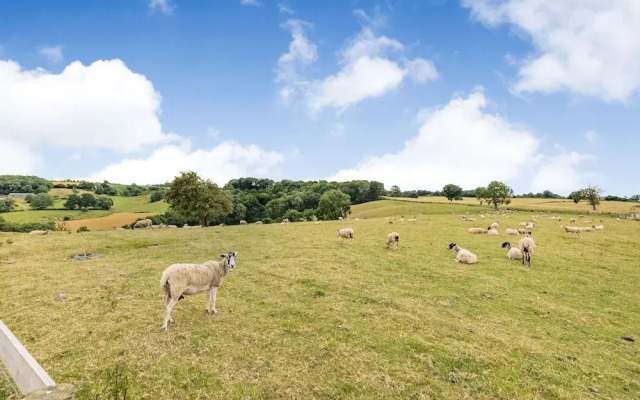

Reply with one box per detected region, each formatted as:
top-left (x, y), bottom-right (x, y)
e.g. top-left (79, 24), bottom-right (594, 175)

top-left (0, 201), bottom-right (639, 399)
top-left (396, 196), bottom-right (640, 214)
top-left (62, 212), bottom-right (161, 231)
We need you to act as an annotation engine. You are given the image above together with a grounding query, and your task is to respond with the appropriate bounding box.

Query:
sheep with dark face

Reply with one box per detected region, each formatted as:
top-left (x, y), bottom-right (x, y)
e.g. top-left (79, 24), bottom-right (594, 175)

top-left (160, 252), bottom-right (238, 331)
top-left (501, 242), bottom-right (523, 260)
top-left (386, 232), bottom-right (400, 249)
top-left (447, 243), bottom-right (478, 264)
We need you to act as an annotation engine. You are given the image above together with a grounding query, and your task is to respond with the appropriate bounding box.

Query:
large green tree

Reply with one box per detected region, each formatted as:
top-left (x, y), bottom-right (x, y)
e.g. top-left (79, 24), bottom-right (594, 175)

top-left (582, 185), bottom-right (603, 210)
top-left (442, 184), bottom-right (463, 201)
top-left (477, 181), bottom-right (514, 210)
top-left (29, 193), bottom-right (54, 210)
top-left (568, 190), bottom-right (582, 204)
top-left (164, 171), bottom-right (233, 226)
top-left (317, 189), bottom-right (351, 220)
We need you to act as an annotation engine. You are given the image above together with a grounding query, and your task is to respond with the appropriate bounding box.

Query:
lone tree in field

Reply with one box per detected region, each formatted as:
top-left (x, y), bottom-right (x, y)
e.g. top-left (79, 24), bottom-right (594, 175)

top-left (568, 190), bottom-right (582, 204)
top-left (475, 186), bottom-right (487, 205)
top-left (442, 184), bottom-right (463, 201)
top-left (29, 193), bottom-right (54, 210)
top-left (317, 189), bottom-right (351, 220)
top-left (476, 181), bottom-right (514, 210)
top-left (164, 171), bottom-right (233, 226)
top-left (389, 185), bottom-right (401, 197)
top-left (582, 185), bottom-right (603, 210)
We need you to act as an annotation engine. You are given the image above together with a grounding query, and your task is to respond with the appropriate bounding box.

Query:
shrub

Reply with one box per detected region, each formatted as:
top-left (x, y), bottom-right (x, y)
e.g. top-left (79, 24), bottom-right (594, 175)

top-left (63, 216), bottom-right (71, 221)
top-left (283, 209), bottom-right (303, 222)
top-left (77, 226), bottom-right (90, 233)
top-left (29, 193), bottom-right (54, 210)
top-left (0, 217), bottom-right (55, 233)
top-left (121, 224), bottom-right (131, 230)
top-left (150, 191), bottom-right (163, 203)
top-left (261, 217), bottom-right (273, 224)
top-left (302, 208), bottom-right (316, 221)
top-left (0, 198), bottom-right (16, 213)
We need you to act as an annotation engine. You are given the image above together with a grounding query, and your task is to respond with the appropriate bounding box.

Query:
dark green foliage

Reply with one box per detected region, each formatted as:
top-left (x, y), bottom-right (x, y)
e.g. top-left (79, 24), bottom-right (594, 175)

top-left (94, 181), bottom-right (118, 196)
top-left (582, 186), bottom-right (603, 210)
top-left (77, 226), bottom-right (90, 233)
top-left (95, 196), bottom-right (114, 210)
top-left (76, 181), bottom-right (95, 190)
top-left (0, 198), bottom-right (16, 213)
top-left (283, 209), bottom-right (303, 222)
top-left (0, 216), bottom-right (55, 232)
top-left (65, 193), bottom-right (112, 210)
top-left (75, 361), bottom-right (133, 400)
top-left (476, 181), bottom-right (514, 210)
top-left (150, 191), bottom-right (163, 202)
top-left (261, 217), bottom-right (273, 224)
top-left (64, 193), bottom-right (81, 209)
top-left (317, 189), bottom-right (351, 220)
top-left (442, 184), bottom-right (463, 201)
top-left (122, 183), bottom-right (144, 196)
top-left (0, 175), bottom-right (52, 195)
top-left (389, 185), bottom-right (402, 197)
top-left (302, 208), bottom-right (316, 221)
top-left (79, 193), bottom-right (96, 208)
top-left (29, 193), bottom-right (54, 209)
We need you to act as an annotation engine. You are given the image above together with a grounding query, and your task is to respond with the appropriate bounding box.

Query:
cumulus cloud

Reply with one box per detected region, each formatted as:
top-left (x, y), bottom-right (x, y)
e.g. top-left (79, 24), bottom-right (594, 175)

top-left (83, 141), bottom-right (285, 185)
top-left (149, 0), bottom-right (175, 15)
top-left (38, 45), bottom-right (64, 63)
top-left (0, 59), bottom-right (178, 153)
top-left (277, 15), bottom-right (438, 113)
top-left (0, 139), bottom-right (39, 175)
top-left (529, 151), bottom-right (596, 193)
top-left (462, 0), bottom-right (640, 102)
top-left (329, 90), bottom-right (596, 193)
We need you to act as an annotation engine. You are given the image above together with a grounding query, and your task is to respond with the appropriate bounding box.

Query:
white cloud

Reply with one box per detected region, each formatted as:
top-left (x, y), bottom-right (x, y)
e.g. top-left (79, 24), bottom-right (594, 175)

top-left (0, 139), bottom-right (39, 175)
top-left (38, 45), bottom-right (64, 63)
top-left (278, 3), bottom-right (295, 14)
top-left (585, 130), bottom-right (598, 144)
top-left (276, 19), bottom-right (318, 101)
top-left (0, 59), bottom-right (178, 153)
top-left (462, 0), bottom-right (640, 102)
top-left (83, 141), bottom-right (285, 185)
top-left (240, 0), bottom-right (258, 6)
top-left (354, 8), bottom-right (388, 30)
top-left (0, 45), bottom-right (5, 56)
top-left (149, 0), bottom-right (175, 15)
top-left (529, 151), bottom-right (596, 193)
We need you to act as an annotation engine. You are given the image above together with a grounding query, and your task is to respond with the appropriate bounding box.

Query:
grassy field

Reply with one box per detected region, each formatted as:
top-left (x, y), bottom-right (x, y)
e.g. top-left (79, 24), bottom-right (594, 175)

top-left (0, 201), bottom-right (639, 399)
top-left (396, 196), bottom-right (640, 214)
top-left (63, 212), bottom-right (160, 231)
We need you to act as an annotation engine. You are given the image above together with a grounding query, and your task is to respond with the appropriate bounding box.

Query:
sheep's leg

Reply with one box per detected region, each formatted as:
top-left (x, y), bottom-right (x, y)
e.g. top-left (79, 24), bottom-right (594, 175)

top-left (162, 297), bottom-right (179, 331)
top-left (211, 287), bottom-right (218, 314)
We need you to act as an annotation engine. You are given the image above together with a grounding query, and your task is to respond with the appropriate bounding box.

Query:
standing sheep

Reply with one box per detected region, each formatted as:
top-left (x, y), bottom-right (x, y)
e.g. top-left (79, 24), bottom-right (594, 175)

top-left (517, 232), bottom-right (536, 267)
top-left (133, 219), bottom-right (152, 229)
top-left (337, 228), bottom-right (354, 244)
top-left (386, 232), bottom-right (400, 249)
top-left (501, 242), bottom-right (523, 260)
top-left (239, 220), bottom-right (248, 225)
top-left (559, 225), bottom-right (582, 238)
top-left (447, 243), bottom-right (478, 264)
top-left (160, 252), bottom-right (238, 331)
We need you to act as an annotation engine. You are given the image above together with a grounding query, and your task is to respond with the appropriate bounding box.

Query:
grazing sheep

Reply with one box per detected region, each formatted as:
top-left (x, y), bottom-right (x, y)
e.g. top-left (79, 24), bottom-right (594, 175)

top-left (151, 225), bottom-right (160, 229)
top-left (548, 216), bottom-right (558, 220)
top-left (255, 221), bottom-right (263, 225)
top-left (501, 242), bottom-right (523, 260)
top-left (557, 217), bottom-right (562, 222)
top-left (183, 224), bottom-right (191, 229)
top-left (160, 252), bottom-right (238, 331)
top-left (490, 221), bottom-right (499, 229)
top-left (399, 218), bottom-right (405, 222)
top-left (505, 227), bottom-right (520, 235)
top-left (408, 217), bottom-right (417, 222)
top-left (386, 232), bottom-right (400, 249)
top-left (569, 218), bottom-right (576, 223)
top-left (337, 228), bottom-right (354, 244)
top-left (315, 221), bottom-right (322, 225)
top-left (479, 214), bottom-right (485, 220)
top-left (447, 243), bottom-right (478, 264)
top-left (166, 225), bottom-right (177, 229)
top-left (594, 224), bottom-right (604, 230)
top-left (133, 219), bottom-right (152, 229)
top-left (487, 227), bottom-right (499, 236)
top-left (468, 227), bottom-right (488, 234)
top-left (29, 230), bottom-right (52, 235)
top-left (559, 225), bottom-right (582, 238)
top-left (239, 220), bottom-right (248, 225)
top-left (281, 219), bottom-right (290, 225)
top-left (616, 218), bottom-right (620, 221)
top-left (517, 232), bottom-right (536, 267)
top-left (579, 226), bottom-right (595, 232)
top-left (338, 217), bottom-right (343, 221)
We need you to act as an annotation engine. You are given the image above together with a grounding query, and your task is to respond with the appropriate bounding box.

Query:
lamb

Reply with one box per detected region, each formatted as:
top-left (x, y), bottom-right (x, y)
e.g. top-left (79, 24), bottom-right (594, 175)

top-left (160, 252), bottom-right (238, 331)
top-left (501, 242), bottom-right (523, 260)
top-left (447, 243), bottom-right (478, 264)
top-left (338, 217), bottom-right (343, 221)
top-left (239, 220), bottom-right (248, 225)
top-left (133, 219), bottom-right (152, 229)
top-left (487, 227), bottom-right (499, 236)
top-left (594, 224), bottom-right (604, 230)
top-left (490, 221), bottom-right (499, 229)
top-left (559, 225), bottom-right (582, 238)
top-left (517, 232), bottom-right (536, 267)
top-left (386, 232), bottom-right (400, 249)
top-left (29, 230), bottom-right (52, 235)
top-left (468, 227), bottom-right (488, 234)
top-left (337, 228), bottom-right (355, 244)
top-left (505, 227), bottom-right (520, 235)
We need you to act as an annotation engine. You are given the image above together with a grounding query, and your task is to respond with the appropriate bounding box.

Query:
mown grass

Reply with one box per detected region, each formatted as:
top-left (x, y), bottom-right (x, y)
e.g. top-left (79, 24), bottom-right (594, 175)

top-left (399, 196), bottom-right (640, 214)
top-left (0, 201), bottom-right (638, 399)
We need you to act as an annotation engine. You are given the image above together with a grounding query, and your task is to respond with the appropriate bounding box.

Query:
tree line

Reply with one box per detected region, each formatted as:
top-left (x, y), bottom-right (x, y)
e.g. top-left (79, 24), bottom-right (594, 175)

top-left (0, 175), bottom-right (52, 195)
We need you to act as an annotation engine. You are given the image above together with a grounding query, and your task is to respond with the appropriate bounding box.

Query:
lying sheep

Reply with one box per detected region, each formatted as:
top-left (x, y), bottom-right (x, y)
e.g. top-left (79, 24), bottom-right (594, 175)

top-left (487, 227), bottom-right (499, 236)
top-left (338, 217), bottom-right (343, 221)
top-left (160, 252), bottom-right (238, 331)
top-left (559, 225), bottom-right (582, 238)
top-left (386, 232), bottom-right (400, 249)
top-left (167, 225), bottom-right (177, 228)
top-left (447, 243), bottom-right (478, 264)
top-left (579, 226), bottom-right (595, 232)
top-left (133, 219), bottom-right (152, 229)
top-left (517, 232), bottom-right (536, 267)
top-left (594, 224), bottom-right (604, 230)
top-left (29, 230), bottom-right (52, 235)
top-left (183, 224), bottom-right (191, 229)
top-left (501, 242), bottom-right (523, 260)
top-left (468, 227), bottom-right (488, 234)
top-left (239, 220), bottom-right (248, 225)
top-left (569, 218), bottom-right (576, 223)
top-left (281, 219), bottom-right (290, 225)
top-left (490, 221), bottom-right (499, 229)
top-left (517, 228), bottom-right (527, 234)
top-left (519, 222), bottom-right (527, 227)
top-left (505, 227), bottom-right (520, 235)
top-left (525, 222), bottom-right (536, 230)
top-left (466, 218), bottom-right (476, 222)
top-left (337, 228), bottom-right (354, 244)
top-left (408, 217), bottom-right (417, 222)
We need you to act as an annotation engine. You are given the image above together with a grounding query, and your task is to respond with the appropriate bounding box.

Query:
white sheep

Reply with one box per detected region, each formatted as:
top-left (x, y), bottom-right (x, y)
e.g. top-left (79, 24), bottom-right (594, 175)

top-left (133, 219), bottom-right (152, 229)
top-left (29, 230), bottom-right (52, 235)
top-left (594, 224), bottom-right (604, 230)
top-left (255, 221), bottom-right (263, 225)
top-left (183, 224), bottom-right (191, 229)
top-left (525, 222), bottom-right (536, 230)
top-left (468, 227), bottom-right (488, 234)
top-left (569, 218), bottom-right (576, 223)
top-left (517, 232), bottom-right (536, 267)
top-left (519, 222), bottom-right (527, 227)
top-left (386, 232), bottom-right (400, 249)
top-left (490, 221), bottom-right (499, 229)
top-left (487, 227), bottom-right (499, 236)
top-left (559, 225), bottom-right (582, 238)
top-left (447, 243), bottom-right (478, 264)
top-left (501, 242), bottom-right (523, 260)
top-left (167, 225), bottom-right (177, 228)
top-left (505, 227), bottom-right (520, 235)
top-left (408, 217), bottom-right (417, 222)
top-left (337, 228), bottom-right (354, 244)
top-left (281, 219), bottom-right (290, 225)
top-left (338, 217), bottom-right (343, 221)
top-left (517, 228), bottom-right (527, 234)
top-left (159, 252), bottom-right (238, 331)
top-left (239, 220), bottom-right (248, 225)
top-left (579, 226), bottom-right (595, 232)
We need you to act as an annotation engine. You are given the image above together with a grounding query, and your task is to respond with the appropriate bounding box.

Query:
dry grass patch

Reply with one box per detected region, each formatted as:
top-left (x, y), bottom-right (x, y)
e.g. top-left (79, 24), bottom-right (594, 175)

top-left (62, 212), bottom-right (160, 231)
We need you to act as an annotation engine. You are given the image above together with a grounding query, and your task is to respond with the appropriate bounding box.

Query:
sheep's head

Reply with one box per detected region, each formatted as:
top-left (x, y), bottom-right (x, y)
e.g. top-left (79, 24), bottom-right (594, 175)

top-left (501, 242), bottom-right (511, 248)
top-left (336, 230), bottom-right (340, 236)
top-left (220, 251), bottom-right (238, 269)
top-left (447, 243), bottom-right (457, 250)
top-left (525, 232), bottom-right (532, 237)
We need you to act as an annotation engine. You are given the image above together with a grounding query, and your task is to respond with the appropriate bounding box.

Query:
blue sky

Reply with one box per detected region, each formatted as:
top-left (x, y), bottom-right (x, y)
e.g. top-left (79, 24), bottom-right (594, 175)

top-left (0, 0), bottom-right (638, 196)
